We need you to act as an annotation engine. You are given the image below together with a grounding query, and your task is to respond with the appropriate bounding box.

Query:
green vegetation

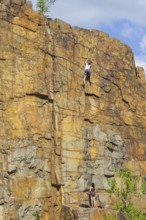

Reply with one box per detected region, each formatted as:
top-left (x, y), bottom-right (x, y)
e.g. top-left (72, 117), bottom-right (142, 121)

top-left (104, 213), bottom-right (118, 220)
top-left (36, 0), bottom-right (56, 17)
top-left (105, 167), bottom-right (146, 220)
top-left (142, 180), bottom-right (146, 194)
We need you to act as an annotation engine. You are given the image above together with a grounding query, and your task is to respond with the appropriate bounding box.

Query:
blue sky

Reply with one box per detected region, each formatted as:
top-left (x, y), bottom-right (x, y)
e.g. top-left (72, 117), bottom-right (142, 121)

top-left (32, 0), bottom-right (146, 75)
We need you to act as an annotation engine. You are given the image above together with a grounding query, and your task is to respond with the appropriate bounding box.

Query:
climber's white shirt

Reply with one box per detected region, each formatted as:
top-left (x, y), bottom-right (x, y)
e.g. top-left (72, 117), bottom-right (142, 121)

top-left (85, 63), bottom-right (91, 70)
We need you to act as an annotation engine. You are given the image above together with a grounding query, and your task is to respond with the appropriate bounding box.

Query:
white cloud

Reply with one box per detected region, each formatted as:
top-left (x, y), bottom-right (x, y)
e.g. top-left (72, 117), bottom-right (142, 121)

top-left (139, 35), bottom-right (146, 51)
top-left (120, 23), bottom-right (142, 39)
top-left (32, 0), bottom-right (146, 28)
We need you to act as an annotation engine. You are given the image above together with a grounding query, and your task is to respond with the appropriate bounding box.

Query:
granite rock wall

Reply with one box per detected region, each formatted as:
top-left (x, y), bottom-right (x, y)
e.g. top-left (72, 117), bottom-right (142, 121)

top-left (0, 0), bottom-right (146, 219)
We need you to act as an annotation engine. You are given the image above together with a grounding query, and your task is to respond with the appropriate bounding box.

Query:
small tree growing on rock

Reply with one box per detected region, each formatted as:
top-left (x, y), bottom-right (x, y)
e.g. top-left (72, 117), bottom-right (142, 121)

top-left (37, 0), bottom-right (56, 17)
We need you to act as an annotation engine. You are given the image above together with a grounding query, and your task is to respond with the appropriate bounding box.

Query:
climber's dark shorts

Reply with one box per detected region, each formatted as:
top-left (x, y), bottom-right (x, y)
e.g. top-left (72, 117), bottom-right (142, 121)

top-left (85, 69), bottom-right (90, 81)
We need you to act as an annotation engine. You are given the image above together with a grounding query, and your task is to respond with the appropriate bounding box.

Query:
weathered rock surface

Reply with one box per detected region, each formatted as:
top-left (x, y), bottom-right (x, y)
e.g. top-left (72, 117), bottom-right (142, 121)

top-left (0, 0), bottom-right (146, 219)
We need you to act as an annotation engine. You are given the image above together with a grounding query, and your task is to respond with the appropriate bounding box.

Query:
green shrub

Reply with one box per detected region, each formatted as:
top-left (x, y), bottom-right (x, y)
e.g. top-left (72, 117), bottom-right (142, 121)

top-left (107, 167), bottom-right (146, 220)
top-left (37, 0), bottom-right (56, 17)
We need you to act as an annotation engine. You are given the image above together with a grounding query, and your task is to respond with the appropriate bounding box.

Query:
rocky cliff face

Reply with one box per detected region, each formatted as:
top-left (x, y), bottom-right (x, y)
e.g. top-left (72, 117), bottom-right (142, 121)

top-left (0, 0), bottom-right (146, 219)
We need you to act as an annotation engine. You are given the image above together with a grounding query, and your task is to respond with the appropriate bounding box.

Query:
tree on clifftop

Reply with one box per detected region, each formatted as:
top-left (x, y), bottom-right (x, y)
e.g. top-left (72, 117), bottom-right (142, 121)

top-left (37, 0), bottom-right (56, 17)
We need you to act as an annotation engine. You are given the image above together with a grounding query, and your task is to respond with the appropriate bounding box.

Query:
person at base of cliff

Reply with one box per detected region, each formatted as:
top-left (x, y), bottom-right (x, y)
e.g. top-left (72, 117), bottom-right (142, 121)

top-left (89, 183), bottom-right (96, 207)
top-left (83, 59), bottom-right (92, 86)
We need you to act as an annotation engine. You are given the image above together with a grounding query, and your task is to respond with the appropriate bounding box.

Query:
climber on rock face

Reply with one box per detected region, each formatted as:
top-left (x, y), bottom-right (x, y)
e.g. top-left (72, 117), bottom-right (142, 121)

top-left (89, 182), bottom-right (96, 207)
top-left (83, 59), bottom-right (92, 86)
